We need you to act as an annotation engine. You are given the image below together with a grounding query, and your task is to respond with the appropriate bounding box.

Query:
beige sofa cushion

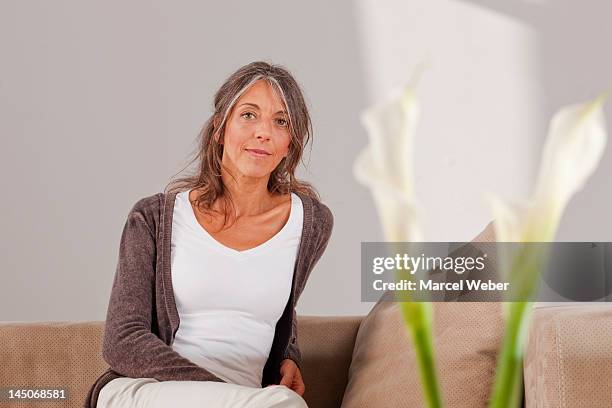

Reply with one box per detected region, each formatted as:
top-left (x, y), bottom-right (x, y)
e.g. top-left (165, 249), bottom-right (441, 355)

top-left (341, 223), bottom-right (505, 407)
top-left (524, 304), bottom-right (612, 408)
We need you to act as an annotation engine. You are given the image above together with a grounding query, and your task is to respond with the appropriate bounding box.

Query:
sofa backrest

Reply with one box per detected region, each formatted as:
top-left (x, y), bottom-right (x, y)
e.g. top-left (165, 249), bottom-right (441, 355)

top-left (0, 316), bottom-right (363, 408)
top-left (0, 321), bottom-right (107, 408)
top-left (299, 315), bottom-right (363, 408)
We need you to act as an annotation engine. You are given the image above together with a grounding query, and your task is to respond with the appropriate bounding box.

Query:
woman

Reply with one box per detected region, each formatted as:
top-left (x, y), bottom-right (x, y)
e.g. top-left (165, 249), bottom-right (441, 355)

top-left (85, 61), bottom-right (334, 408)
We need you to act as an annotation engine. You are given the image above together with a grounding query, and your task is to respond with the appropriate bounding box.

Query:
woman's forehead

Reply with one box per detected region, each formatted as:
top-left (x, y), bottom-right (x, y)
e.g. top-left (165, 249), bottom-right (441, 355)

top-left (236, 80), bottom-right (286, 111)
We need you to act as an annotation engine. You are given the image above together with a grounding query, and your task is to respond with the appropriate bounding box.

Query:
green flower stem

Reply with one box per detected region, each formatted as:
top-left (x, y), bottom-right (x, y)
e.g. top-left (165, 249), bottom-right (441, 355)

top-left (490, 245), bottom-right (541, 408)
top-left (395, 263), bottom-right (442, 408)
top-left (489, 301), bottom-right (532, 408)
top-left (399, 301), bottom-right (444, 408)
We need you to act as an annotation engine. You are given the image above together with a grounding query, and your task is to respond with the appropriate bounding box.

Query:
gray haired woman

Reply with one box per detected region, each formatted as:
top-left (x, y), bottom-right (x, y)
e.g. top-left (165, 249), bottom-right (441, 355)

top-left (85, 61), bottom-right (334, 408)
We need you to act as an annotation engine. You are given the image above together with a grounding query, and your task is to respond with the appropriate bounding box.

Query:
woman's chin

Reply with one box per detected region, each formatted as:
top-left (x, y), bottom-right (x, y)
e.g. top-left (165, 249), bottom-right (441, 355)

top-left (237, 167), bottom-right (274, 179)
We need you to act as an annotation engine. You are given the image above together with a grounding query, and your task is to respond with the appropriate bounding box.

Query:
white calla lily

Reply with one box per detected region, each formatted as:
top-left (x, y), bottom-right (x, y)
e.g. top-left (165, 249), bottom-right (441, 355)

top-left (531, 94), bottom-right (608, 239)
top-left (354, 69), bottom-right (442, 408)
top-left (353, 85), bottom-right (423, 242)
top-left (487, 92), bottom-right (609, 408)
top-left (488, 93), bottom-right (608, 244)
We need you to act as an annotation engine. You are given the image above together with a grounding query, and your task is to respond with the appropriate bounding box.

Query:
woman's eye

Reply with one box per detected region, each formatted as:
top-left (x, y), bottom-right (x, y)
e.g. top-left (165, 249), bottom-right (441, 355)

top-left (276, 118), bottom-right (288, 126)
top-left (241, 112), bottom-right (255, 120)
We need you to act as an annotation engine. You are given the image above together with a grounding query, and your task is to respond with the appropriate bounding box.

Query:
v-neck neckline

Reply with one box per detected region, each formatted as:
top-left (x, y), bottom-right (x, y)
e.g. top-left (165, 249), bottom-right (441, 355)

top-left (182, 189), bottom-right (299, 258)
top-left (161, 189), bottom-right (314, 340)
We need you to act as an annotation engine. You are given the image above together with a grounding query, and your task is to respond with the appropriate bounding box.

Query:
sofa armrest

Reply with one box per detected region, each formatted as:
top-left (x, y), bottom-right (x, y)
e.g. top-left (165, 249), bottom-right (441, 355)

top-left (524, 304), bottom-right (612, 407)
top-left (297, 315), bottom-right (363, 408)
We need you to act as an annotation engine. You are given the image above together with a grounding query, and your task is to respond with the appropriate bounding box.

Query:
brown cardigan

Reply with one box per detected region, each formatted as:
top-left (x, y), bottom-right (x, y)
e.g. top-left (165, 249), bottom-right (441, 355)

top-left (84, 190), bottom-right (334, 408)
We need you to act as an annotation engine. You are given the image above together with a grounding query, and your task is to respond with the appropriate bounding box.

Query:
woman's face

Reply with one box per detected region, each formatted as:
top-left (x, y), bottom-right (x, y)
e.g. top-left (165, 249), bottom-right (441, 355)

top-left (218, 79), bottom-right (291, 180)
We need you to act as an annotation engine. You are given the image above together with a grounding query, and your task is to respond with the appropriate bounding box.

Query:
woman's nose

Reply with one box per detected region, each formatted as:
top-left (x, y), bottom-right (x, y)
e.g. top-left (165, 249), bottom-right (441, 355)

top-left (255, 120), bottom-right (273, 140)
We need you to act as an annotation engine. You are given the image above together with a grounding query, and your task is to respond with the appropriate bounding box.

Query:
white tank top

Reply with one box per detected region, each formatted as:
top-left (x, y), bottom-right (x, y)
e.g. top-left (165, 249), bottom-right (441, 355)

top-left (170, 189), bottom-right (303, 387)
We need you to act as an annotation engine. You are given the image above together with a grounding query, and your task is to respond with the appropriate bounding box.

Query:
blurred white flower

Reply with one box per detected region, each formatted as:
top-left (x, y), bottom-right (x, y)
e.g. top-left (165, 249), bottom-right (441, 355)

top-left (353, 68), bottom-right (443, 408)
top-left (353, 81), bottom-right (423, 242)
top-left (487, 93), bottom-right (609, 243)
top-left (486, 93), bottom-right (609, 408)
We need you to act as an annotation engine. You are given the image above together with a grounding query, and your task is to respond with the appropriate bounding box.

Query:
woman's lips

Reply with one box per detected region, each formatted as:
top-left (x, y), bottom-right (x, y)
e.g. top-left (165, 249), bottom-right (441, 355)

top-left (246, 149), bottom-right (271, 157)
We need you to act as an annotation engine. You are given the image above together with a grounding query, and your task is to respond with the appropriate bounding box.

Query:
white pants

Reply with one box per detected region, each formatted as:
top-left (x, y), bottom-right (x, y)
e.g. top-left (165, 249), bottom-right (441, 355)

top-left (96, 377), bottom-right (308, 408)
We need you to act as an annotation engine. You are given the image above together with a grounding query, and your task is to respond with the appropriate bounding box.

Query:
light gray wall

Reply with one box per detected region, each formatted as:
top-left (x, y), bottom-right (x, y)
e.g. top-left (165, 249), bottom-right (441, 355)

top-left (1, 1), bottom-right (611, 321)
top-left (0, 0), bottom-right (371, 320)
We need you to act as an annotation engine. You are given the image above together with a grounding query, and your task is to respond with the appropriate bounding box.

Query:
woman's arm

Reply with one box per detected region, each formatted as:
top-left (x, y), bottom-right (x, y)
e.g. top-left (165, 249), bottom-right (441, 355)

top-left (102, 209), bottom-right (225, 382)
top-left (281, 307), bottom-right (303, 371)
top-left (281, 203), bottom-right (334, 373)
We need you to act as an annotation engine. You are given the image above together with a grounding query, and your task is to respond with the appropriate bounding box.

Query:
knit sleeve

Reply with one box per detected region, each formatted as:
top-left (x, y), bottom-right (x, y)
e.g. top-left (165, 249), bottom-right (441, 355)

top-left (281, 203), bottom-right (334, 372)
top-left (101, 209), bottom-right (226, 383)
top-left (281, 307), bottom-right (304, 371)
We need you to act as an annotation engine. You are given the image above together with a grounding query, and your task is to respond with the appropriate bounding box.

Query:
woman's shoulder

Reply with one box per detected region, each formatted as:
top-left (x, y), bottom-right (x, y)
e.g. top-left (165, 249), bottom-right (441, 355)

top-left (130, 192), bottom-right (164, 215)
top-left (125, 192), bottom-right (167, 230)
top-left (312, 198), bottom-right (333, 229)
top-left (294, 191), bottom-right (334, 235)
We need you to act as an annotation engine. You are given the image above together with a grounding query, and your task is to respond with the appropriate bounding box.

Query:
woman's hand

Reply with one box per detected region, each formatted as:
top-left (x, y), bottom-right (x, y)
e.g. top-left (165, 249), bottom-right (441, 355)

top-left (278, 358), bottom-right (305, 396)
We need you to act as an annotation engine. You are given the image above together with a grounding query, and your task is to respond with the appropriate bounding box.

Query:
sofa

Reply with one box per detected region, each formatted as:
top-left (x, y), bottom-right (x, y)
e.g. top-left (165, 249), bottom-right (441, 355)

top-left (1, 304), bottom-right (612, 408)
